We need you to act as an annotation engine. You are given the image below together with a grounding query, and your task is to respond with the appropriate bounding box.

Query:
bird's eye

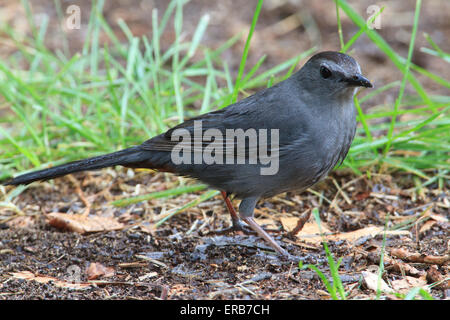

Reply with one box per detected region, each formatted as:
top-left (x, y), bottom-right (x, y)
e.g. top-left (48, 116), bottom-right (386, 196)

top-left (320, 66), bottom-right (332, 79)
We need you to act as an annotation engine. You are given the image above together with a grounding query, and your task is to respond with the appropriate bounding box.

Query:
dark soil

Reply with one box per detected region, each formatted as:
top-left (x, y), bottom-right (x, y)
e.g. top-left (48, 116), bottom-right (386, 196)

top-left (1, 169), bottom-right (448, 299)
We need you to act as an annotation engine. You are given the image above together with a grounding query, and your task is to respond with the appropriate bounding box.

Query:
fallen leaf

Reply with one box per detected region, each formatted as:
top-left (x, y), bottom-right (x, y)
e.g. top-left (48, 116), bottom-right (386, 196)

top-left (284, 210), bottom-right (312, 236)
top-left (391, 276), bottom-right (428, 294)
top-left (6, 216), bottom-right (35, 229)
top-left (331, 226), bottom-right (383, 242)
top-left (391, 261), bottom-right (425, 277)
top-left (139, 222), bottom-right (156, 234)
top-left (47, 212), bottom-right (124, 234)
top-left (287, 222), bottom-right (409, 245)
top-left (11, 271), bottom-right (90, 290)
top-left (86, 262), bottom-right (115, 280)
top-left (391, 248), bottom-right (450, 265)
top-left (361, 271), bottom-right (393, 293)
top-left (419, 220), bottom-right (436, 234)
top-left (426, 265), bottom-right (450, 289)
top-left (354, 191), bottom-right (370, 201)
top-left (429, 213), bottom-right (448, 223)
top-left (280, 217), bottom-right (331, 236)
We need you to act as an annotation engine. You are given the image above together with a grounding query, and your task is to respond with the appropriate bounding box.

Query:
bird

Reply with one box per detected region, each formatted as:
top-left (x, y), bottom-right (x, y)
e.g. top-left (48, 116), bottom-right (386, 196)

top-left (3, 51), bottom-right (372, 258)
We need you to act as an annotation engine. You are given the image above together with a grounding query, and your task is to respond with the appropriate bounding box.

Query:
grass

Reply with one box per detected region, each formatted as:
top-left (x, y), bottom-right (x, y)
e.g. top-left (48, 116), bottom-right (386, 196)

top-left (299, 208), bottom-right (347, 300)
top-left (0, 0), bottom-right (447, 230)
top-left (301, 203), bottom-right (437, 300)
top-left (0, 0), bottom-right (447, 185)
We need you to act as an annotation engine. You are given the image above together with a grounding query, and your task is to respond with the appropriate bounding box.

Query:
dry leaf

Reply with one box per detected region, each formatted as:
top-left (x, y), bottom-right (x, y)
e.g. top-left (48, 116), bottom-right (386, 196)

top-left (419, 220), bottom-right (436, 234)
top-left (281, 218), bottom-right (331, 235)
top-left (391, 276), bottom-right (428, 294)
top-left (426, 266), bottom-right (450, 289)
top-left (354, 191), bottom-right (370, 201)
top-left (86, 262), bottom-right (115, 280)
top-left (287, 221), bottom-right (408, 245)
top-left (361, 271), bottom-right (393, 293)
top-left (11, 271), bottom-right (90, 290)
top-left (6, 216), bottom-right (35, 229)
top-left (391, 248), bottom-right (450, 265)
top-left (282, 210), bottom-right (312, 236)
top-left (47, 212), bottom-right (124, 234)
top-left (429, 213), bottom-right (448, 223)
top-left (391, 261), bottom-right (425, 277)
top-left (139, 222), bottom-right (156, 234)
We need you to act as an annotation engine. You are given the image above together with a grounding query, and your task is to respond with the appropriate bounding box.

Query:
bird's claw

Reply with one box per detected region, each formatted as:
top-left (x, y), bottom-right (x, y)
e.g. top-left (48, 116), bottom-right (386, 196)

top-left (210, 219), bottom-right (256, 235)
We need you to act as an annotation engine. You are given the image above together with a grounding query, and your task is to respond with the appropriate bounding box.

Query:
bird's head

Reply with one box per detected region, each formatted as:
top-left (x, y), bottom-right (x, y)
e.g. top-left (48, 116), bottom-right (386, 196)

top-left (298, 51), bottom-right (373, 99)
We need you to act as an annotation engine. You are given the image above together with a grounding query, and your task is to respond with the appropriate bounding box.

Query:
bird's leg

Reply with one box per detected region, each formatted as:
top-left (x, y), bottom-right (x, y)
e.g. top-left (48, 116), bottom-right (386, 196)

top-left (210, 191), bottom-right (255, 235)
top-left (241, 216), bottom-right (289, 257)
top-left (239, 197), bottom-right (290, 257)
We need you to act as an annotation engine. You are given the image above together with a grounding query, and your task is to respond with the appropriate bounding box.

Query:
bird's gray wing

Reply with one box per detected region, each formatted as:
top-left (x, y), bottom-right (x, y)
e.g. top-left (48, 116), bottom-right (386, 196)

top-left (140, 79), bottom-right (307, 156)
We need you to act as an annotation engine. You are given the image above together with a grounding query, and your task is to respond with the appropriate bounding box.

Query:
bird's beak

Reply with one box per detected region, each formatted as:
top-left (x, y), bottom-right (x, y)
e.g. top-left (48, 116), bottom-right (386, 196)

top-left (344, 74), bottom-right (373, 88)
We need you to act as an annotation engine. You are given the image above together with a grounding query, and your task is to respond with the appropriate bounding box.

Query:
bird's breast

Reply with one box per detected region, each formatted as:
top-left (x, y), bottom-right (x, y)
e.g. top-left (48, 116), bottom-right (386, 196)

top-left (311, 104), bottom-right (356, 182)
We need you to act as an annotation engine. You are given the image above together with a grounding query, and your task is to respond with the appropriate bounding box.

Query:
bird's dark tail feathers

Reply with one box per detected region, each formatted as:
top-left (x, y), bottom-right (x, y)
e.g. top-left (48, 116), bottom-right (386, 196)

top-left (3, 146), bottom-right (150, 186)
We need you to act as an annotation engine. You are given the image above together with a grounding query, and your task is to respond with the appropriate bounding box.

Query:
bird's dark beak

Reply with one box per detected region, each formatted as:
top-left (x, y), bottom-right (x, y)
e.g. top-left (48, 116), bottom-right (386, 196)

top-left (344, 74), bottom-right (373, 88)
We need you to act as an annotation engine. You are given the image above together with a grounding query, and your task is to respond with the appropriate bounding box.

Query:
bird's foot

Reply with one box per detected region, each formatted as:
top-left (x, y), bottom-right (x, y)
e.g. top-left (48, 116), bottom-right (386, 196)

top-left (210, 218), bottom-right (256, 235)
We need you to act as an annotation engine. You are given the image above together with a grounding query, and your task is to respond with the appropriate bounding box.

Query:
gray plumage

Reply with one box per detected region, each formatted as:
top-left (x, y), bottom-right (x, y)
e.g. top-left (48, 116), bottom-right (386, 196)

top-left (3, 51), bottom-right (372, 257)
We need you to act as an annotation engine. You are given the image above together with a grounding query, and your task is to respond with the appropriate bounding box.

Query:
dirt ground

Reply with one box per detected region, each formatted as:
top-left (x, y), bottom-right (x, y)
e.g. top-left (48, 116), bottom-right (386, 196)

top-left (1, 170), bottom-right (448, 300)
top-left (0, 0), bottom-right (449, 300)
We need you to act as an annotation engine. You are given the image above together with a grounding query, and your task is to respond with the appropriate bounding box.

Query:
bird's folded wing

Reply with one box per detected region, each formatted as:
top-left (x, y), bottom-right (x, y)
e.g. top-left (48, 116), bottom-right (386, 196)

top-left (140, 108), bottom-right (283, 159)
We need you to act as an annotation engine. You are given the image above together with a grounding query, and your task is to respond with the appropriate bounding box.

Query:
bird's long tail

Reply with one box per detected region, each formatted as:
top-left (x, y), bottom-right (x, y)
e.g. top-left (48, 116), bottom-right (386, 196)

top-left (3, 146), bottom-right (150, 186)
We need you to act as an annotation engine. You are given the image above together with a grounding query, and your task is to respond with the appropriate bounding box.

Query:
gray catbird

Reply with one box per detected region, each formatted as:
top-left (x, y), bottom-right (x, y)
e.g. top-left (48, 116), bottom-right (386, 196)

top-left (4, 51), bottom-right (372, 257)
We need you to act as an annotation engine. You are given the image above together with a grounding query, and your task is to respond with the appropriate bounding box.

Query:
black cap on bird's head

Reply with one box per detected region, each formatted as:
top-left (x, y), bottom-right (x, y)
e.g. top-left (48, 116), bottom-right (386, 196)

top-left (298, 51), bottom-right (373, 96)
